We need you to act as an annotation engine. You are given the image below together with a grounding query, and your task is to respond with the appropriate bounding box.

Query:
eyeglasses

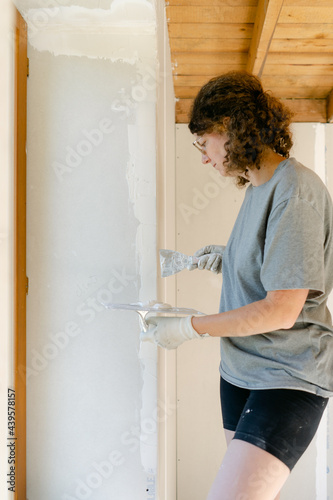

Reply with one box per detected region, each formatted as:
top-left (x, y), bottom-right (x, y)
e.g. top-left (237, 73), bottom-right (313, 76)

top-left (192, 139), bottom-right (206, 154)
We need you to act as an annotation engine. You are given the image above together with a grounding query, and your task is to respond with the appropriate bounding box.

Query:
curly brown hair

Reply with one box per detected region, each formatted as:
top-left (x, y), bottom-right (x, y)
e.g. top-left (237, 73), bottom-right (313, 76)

top-left (188, 71), bottom-right (293, 187)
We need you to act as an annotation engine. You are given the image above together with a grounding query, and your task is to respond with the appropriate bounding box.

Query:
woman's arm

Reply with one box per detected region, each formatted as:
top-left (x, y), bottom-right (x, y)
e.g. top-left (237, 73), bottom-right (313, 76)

top-left (140, 289), bottom-right (310, 350)
top-left (192, 289), bottom-right (309, 337)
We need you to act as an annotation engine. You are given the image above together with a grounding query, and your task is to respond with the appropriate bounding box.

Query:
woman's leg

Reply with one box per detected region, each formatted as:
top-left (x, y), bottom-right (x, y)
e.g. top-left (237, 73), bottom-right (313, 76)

top-left (221, 430), bottom-right (282, 500)
top-left (224, 429), bottom-right (235, 447)
top-left (206, 439), bottom-right (289, 500)
top-left (218, 378), bottom-right (328, 500)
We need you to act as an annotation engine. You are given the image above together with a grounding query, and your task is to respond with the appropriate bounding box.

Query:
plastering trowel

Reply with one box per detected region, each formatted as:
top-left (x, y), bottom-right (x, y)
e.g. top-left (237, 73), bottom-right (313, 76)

top-left (101, 300), bottom-right (205, 331)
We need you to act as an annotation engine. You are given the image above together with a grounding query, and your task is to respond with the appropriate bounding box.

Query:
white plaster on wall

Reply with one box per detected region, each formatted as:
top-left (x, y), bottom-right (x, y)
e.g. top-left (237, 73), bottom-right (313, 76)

top-left (24, 1), bottom-right (159, 498)
top-left (20, 2), bottom-right (156, 62)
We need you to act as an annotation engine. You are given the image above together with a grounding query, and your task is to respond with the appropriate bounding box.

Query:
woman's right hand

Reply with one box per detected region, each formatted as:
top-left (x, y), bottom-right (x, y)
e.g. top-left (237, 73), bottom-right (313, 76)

top-left (189, 245), bottom-right (225, 274)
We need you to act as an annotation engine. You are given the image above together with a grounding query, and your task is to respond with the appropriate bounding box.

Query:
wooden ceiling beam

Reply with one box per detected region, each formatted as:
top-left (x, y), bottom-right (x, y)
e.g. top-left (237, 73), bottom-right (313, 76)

top-left (246, 0), bottom-right (284, 77)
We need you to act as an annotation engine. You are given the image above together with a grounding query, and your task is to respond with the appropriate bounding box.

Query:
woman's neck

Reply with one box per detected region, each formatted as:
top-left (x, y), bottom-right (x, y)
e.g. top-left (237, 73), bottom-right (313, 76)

top-left (246, 149), bottom-right (285, 187)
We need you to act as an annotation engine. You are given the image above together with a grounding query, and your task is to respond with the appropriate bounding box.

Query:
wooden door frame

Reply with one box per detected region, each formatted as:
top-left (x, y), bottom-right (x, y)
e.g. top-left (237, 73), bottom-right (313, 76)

top-left (14, 8), bottom-right (27, 500)
top-left (156, 47), bottom-right (177, 500)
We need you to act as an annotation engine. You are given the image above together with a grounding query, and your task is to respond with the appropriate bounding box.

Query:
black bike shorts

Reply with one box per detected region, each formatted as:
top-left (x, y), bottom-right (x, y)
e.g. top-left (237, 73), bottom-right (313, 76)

top-left (220, 377), bottom-right (328, 470)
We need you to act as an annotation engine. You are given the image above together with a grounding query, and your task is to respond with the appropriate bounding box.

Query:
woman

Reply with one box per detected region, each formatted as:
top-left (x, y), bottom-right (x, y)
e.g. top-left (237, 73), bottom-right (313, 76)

top-left (141, 72), bottom-right (333, 499)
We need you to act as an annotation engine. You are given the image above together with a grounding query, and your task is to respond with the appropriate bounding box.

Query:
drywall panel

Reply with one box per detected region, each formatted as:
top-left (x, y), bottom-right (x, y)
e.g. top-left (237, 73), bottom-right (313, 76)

top-left (175, 123), bottom-right (333, 500)
top-left (175, 124), bottom-right (245, 500)
top-left (25, 13), bottom-right (158, 500)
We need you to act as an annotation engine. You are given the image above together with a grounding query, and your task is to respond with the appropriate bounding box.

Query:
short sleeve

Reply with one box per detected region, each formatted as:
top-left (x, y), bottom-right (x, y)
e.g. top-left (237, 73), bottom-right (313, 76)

top-left (260, 196), bottom-right (325, 295)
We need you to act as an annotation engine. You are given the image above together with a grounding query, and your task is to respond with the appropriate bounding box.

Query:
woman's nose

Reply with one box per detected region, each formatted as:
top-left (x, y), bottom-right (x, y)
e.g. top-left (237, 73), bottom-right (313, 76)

top-left (201, 153), bottom-right (210, 164)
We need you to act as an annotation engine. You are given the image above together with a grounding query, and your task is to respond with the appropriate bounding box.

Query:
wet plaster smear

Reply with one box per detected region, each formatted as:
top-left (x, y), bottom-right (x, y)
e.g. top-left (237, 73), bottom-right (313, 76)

top-left (22, 2), bottom-right (158, 499)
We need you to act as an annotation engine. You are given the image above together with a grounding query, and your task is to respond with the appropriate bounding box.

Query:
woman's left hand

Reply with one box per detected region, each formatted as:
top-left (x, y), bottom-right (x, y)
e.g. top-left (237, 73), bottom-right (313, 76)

top-left (140, 315), bottom-right (206, 349)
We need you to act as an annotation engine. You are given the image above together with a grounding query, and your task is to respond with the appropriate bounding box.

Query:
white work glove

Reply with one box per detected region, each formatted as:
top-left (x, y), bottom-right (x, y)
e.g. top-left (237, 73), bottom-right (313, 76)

top-left (188, 245), bottom-right (225, 274)
top-left (140, 315), bottom-right (207, 350)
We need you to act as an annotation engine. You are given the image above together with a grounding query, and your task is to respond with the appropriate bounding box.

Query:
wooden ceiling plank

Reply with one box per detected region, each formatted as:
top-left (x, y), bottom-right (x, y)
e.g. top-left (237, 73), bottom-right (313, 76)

top-left (166, 6), bottom-right (256, 24)
top-left (246, 0), bottom-right (284, 76)
top-left (170, 38), bottom-right (250, 52)
top-left (279, 6), bottom-right (333, 24)
top-left (267, 52), bottom-right (333, 65)
top-left (267, 88), bottom-right (331, 98)
top-left (271, 38), bottom-right (333, 52)
top-left (284, 0), bottom-right (333, 5)
top-left (262, 74), bottom-right (333, 88)
top-left (175, 87), bottom-right (202, 99)
top-left (174, 84), bottom-right (330, 99)
top-left (174, 75), bottom-right (218, 86)
top-left (263, 64), bottom-right (333, 76)
top-left (275, 23), bottom-right (333, 39)
top-left (174, 63), bottom-right (247, 76)
top-left (175, 98), bottom-right (327, 123)
top-left (168, 23), bottom-right (253, 39)
top-left (280, 99), bottom-right (326, 122)
top-left (167, 0), bottom-right (258, 6)
top-left (327, 89), bottom-right (333, 122)
top-left (173, 52), bottom-right (248, 65)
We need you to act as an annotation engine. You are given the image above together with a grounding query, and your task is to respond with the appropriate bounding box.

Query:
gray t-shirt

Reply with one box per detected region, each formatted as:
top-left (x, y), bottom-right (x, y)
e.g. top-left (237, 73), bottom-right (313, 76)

top-left (219, 157), bottom-right (333, 397)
